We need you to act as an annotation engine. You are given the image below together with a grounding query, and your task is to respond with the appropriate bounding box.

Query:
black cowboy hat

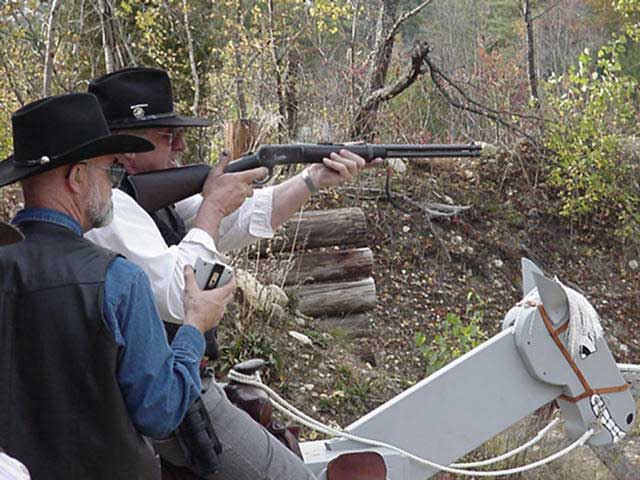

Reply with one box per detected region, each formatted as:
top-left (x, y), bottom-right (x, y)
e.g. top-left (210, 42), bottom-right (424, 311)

top-left (88, 67), bottom-right (212, 130)
top-left (0, 220), bottom-right (23, 246)
top-left (0, 93), bottom-right (154, 188)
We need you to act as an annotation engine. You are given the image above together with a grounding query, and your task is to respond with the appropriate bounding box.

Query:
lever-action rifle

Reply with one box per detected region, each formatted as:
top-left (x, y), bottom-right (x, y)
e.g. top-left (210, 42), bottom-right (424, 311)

top-left (128, 142), bottom-right (482, 213)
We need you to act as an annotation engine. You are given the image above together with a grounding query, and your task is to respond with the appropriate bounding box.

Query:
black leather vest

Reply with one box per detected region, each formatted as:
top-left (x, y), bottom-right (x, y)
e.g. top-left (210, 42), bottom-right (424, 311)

top-left (0, 221), bottom-right (160, 480)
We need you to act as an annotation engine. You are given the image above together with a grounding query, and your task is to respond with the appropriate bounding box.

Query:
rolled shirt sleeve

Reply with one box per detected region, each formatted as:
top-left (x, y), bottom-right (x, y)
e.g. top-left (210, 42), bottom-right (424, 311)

top-left (103, 257), bottom-right (205, 439)
top-left (175, 187), bottom-right (275, 251)
top-left (86, 187), bottom-right (275, 324)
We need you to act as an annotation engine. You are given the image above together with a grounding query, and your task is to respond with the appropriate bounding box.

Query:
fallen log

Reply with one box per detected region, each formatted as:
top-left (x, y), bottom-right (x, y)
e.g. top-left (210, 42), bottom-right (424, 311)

top-left (256, 208), bottom-right (367, 255)
top-left (317, 313), bottom-right (371, 338)
top-left (283, 248), bottom-right (373, 286)
top-left (288, 277), bottom-right (376, 316)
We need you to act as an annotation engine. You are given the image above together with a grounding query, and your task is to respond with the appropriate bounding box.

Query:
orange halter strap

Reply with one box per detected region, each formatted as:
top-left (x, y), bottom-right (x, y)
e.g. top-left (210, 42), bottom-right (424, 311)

top-left (538, 305), bottom-right (629, 403)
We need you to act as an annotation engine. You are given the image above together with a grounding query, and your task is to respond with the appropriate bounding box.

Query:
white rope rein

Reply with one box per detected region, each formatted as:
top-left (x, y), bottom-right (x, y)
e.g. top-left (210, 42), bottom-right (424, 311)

top-left (227, 369), bottom-right (596, 477)
top-left (450, 417), bottom-right (561, 467)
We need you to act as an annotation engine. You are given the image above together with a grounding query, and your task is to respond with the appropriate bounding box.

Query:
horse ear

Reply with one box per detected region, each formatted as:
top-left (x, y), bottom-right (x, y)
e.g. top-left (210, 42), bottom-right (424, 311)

top-left (532, 272), bottom-right (568, 325)
top-left (521, 258), bottom-right (544, 297)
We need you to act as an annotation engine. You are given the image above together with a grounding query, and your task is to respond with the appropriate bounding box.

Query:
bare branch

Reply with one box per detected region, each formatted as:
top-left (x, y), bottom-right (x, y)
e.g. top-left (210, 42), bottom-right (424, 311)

top-left (385, 0), bottom-right (434, 46)
top-left (182, 0), bottom-right (200, 112)
top-left (99, 0), bottom-right (114, 72)
top-left (531, 0), bottom-right (564, 22)
top-left (359, 40), bottom-right (430, 113)
top-left (423, 51), bottom-right (540, 142)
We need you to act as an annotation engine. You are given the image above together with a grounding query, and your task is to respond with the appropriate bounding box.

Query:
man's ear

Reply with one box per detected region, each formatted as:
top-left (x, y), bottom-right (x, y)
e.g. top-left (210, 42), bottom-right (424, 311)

top-left (117, 152), bottom-right (136, 174)
top-left (66, 163), bottom-right (85, 194)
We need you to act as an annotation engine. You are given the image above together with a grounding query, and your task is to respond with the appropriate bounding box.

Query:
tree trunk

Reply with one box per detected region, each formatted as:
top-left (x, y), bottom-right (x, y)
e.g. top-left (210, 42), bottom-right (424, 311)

top-left (42, 0), bottom-right (61, 96)
top-left (99, 0), bottom-right (115, 73)
top-left (267, 0), bottom-right (286, 142)
top-left (224, 119), bottom-right (258, 160)
top-left (351, 0), bottom-right (400, 140)
top-left (182, 0), bottom-right (200, 112)
top-left (284, 48), bottom-right (299, 140)
top-left (288, 277), bottom-right (376, 316)
top-left (523, 0), bottom-right (539, 101)
top-left (283, 248), bottom-right (374, 286)
top-left (233, 0), bottom-right (248, 119)
top-left (318, 313), bottom-right (371, 337)
top-left (256, 208), bottom-right (368, 254)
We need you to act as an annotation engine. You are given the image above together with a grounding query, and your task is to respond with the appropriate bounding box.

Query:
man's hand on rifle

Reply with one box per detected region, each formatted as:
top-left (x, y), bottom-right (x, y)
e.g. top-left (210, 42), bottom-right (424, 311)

top-left (194, 152), bottom-right (268, 241)
top-left (305, 148), bottom-right (383, 191)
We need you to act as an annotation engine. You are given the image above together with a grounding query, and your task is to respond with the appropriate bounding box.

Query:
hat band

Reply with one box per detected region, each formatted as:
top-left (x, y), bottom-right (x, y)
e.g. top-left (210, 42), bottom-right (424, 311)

top-left (109, 111), bottom-right (176, 126)
top-left (13, 156), bottom-right (54, 167)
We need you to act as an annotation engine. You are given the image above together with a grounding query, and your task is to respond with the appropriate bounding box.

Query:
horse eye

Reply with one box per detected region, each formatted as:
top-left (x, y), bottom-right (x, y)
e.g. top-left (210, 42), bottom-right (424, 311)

top-left (580, 345), bottom-right (593, 359)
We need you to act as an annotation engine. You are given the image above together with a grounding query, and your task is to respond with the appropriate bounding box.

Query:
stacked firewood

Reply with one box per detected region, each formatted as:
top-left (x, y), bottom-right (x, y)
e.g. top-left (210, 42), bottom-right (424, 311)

top-left (259, 207), bottom-right (377, 332)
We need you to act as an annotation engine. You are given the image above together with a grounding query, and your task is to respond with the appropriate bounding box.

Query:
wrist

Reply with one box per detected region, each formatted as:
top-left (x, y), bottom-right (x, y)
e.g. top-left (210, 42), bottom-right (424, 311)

top-left (193, 206), bottom-right (223, 242)
top-left (300, 167), bottom-right (319, 195)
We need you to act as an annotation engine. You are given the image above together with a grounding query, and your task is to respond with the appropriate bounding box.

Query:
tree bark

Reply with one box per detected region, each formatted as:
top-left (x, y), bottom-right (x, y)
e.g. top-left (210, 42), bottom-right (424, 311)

top-left (233, 0), bottom-right (248, 119)
top-left (267, 0), bottom-right (286, 142)
top-left (284, 47), bottom-right (299, 140)
top-left (283, 248), bottom-right (374, 286)
top-left (351, 0), bottom-right (400, 140)
top-left (182, 0), bottom-right (200, 112)
top-left (318, 313), bottom-right (371, 337)
top-left (224, 119), bottom-right (258, 160)
top-left (288, 277), bottom-right (376, 316)
top-left (523, 0), bottom-right (539, 101)
top-left (99, 0), bottom-right (115, 73)
top-left (257, 208), bottom-right (368, 254)
top-left (350, 0), bottom-right (433, 140)
top-left (42, 0), bottom-right (61, 96)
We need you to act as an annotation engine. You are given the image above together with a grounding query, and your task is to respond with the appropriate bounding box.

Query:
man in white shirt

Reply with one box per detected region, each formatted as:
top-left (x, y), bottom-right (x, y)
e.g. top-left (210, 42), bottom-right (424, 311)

top-left (86, 67), bottom-right (379, 325)
top-left (85, 67), bottom-right (380, 479)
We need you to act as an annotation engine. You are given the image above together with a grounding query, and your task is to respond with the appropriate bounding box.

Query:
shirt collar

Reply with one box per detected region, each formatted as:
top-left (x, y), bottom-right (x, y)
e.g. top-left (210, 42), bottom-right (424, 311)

top-left (13, 208), bottom-right (83, 237)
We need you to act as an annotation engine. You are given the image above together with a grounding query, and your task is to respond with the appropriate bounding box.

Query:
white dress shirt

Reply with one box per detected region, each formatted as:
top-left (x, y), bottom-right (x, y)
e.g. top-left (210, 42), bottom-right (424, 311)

top-left (85, 187), bottom-right (274, 324)
top-left (0, 452), bottom-right (31, 480)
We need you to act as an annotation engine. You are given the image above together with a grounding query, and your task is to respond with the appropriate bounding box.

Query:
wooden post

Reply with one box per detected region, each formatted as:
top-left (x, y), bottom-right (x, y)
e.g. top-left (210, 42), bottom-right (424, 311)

top-left (283, 248), bottom-right (374, 286)
top-left (224, 119), bottom-right (258, 160)
top-left (256, 208), bottom-right (368, 255)
top-left (288, 277), bottom-right (376, 316)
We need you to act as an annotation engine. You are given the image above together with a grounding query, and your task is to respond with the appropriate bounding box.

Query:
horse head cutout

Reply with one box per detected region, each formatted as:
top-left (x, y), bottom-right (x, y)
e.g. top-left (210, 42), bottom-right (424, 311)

top-left (509, 259), bottom-right (635, 446)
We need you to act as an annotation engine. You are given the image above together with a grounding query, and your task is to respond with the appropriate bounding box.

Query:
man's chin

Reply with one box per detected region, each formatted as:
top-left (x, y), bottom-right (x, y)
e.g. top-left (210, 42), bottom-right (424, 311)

top-left (91, 204), bottom-right (114, 229)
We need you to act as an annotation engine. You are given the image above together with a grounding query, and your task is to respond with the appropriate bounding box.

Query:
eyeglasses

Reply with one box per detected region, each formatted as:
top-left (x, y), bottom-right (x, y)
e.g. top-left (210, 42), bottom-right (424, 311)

top-left (156, 128), bottom-right (184, 147)
top-left (79, 161), bottom-right (127, 188)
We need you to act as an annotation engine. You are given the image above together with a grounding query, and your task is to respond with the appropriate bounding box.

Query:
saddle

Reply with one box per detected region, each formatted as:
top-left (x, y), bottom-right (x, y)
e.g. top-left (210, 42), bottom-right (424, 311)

top-left (223, 359), bottom-right (303, 458)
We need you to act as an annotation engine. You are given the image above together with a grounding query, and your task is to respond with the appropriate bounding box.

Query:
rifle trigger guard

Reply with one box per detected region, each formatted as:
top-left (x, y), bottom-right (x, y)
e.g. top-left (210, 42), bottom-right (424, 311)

top-left (254, 168), bottom-right (273, 186)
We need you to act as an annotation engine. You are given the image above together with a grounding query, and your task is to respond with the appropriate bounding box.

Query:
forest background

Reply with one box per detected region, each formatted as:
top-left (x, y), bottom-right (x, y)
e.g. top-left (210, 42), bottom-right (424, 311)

top-left (2, 0), bottom-right (640, 478)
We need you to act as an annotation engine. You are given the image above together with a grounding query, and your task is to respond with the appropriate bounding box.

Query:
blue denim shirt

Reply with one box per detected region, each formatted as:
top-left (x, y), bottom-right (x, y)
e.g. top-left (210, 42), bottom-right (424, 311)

top-left (13, 208), bottom-right (205, 438)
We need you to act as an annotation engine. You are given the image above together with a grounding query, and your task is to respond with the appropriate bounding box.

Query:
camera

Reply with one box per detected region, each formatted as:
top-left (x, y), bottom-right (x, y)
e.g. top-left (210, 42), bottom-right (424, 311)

top-left (194, 257), bottom-right (233, 290)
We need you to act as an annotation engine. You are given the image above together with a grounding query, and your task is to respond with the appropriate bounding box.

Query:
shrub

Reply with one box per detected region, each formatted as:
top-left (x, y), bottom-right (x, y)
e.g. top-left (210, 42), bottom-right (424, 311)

top-left (543, 36), bottom-right (640, 238)
top-left (415, 292), bottom-right (488, 376)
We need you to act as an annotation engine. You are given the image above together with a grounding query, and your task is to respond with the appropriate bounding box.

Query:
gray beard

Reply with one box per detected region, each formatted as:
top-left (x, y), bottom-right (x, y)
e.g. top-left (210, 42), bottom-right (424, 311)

top-left (87, 188), bottom-right (114, 229)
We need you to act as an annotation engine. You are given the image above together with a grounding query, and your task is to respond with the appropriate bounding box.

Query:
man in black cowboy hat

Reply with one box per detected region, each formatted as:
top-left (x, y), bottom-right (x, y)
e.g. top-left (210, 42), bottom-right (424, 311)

top-left (84, 67), bottom-right (366, 479)
top-left (85, 67), bottom-right (380, 327)
top-left (0, 93), bottom-right (236, 480)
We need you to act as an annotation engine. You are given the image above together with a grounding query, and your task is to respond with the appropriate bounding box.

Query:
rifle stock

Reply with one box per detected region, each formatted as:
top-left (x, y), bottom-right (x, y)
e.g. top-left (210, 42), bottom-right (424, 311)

top-left (127, 164), bottom-right (212, 213)
top-left (127, 142), bottom-right (481, 213)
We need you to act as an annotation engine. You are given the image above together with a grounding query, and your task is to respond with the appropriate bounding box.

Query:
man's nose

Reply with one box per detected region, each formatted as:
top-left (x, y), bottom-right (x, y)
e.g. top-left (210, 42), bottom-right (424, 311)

top-left (172, 134), bottom-right (186, 152)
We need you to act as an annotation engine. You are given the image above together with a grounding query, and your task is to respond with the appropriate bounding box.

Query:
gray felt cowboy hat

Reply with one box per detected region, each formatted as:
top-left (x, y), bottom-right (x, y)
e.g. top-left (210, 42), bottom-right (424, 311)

top-left (88, 67), bottom-right (212, 130)
top-left (0, 93), bottom-right (154, 188)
